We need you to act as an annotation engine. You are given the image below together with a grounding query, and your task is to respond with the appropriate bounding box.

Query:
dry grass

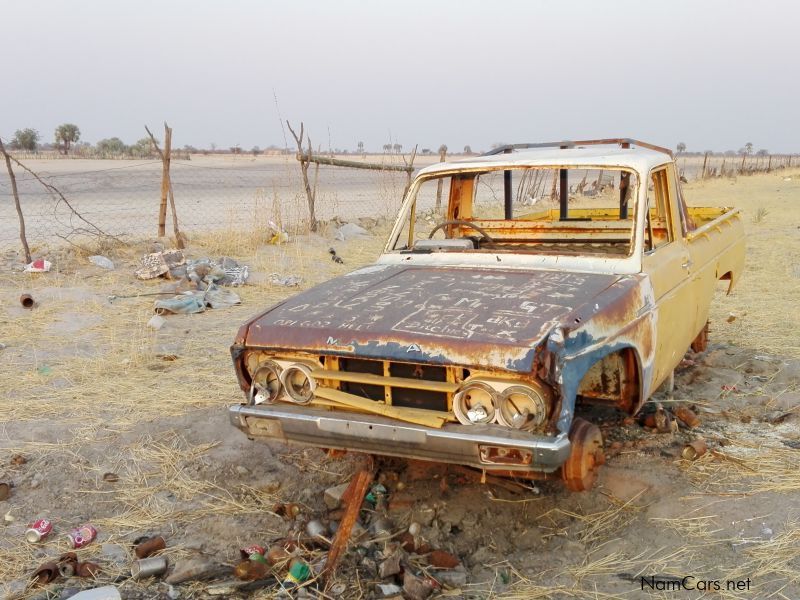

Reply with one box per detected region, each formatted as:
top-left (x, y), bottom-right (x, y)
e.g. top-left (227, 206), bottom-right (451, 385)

top-left (648, 514), bottom-right (723, 540)
top-left (536, 489), bottom-right (648, 544)
top-left (687, 168), bottom-right (800, 356)
top-left (715, 521), bottom-right (800, 599)
top-left (680, 436), bottom-right (800, 495)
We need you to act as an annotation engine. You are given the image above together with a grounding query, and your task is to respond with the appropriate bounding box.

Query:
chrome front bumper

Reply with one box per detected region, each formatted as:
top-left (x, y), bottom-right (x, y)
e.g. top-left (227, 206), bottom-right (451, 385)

top-left (229, 404), bottom-right (571, 473)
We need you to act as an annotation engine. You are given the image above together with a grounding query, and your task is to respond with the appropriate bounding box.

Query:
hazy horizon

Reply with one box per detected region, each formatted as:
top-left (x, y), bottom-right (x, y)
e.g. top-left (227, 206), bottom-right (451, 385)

top-left (2, 0), bottom-right (798, 154)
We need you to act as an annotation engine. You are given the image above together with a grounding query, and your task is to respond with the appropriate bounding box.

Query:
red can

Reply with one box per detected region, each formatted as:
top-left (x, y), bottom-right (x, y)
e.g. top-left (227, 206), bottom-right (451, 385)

top-left (239, 544), bottom-right (266, 559)
top-left (25, 518), bottom-right (53, 543)
top-left (66, 524), bottom-right (97, 549)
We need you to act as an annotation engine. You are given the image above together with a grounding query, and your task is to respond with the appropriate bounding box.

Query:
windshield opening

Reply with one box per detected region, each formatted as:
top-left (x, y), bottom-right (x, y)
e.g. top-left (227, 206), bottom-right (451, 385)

top-left (390, 166), bottom-right (640, 257)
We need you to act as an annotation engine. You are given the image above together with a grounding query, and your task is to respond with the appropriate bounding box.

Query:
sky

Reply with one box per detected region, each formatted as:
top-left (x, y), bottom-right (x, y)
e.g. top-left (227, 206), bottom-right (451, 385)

top-left (2, 0), bottom-right (798, 153)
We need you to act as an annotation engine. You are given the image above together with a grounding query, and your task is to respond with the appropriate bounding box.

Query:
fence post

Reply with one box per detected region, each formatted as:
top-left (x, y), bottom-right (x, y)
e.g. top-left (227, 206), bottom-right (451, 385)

top-left (701, 152), bottom-right (709, 179)
top-left (158, 126), bottom-right (172, 237)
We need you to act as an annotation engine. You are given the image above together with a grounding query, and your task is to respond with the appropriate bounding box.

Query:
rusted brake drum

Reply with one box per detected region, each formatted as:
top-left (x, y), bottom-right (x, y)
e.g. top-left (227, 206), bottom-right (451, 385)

top-left (561, 417), bottom-right (605, 492)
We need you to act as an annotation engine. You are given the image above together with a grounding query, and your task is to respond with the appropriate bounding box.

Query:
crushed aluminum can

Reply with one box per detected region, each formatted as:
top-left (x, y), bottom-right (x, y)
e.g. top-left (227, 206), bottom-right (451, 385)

top-left (248, 552), bottom-right (268, 564)
top-left (239, 544), bottom-right (266, 559)
top-left (234, 559), bottom-right (269, 581)
top-left (25, 518), bottom-right (53, 543)
top-left (66, 524), bottom-right (98, 549)
top-left (282, 559), bottom-right (310, 590)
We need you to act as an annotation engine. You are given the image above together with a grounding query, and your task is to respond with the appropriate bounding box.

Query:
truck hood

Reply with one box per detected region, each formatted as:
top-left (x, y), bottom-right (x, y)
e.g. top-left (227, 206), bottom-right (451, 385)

top-left (244, 264), bottom-right (624, 372)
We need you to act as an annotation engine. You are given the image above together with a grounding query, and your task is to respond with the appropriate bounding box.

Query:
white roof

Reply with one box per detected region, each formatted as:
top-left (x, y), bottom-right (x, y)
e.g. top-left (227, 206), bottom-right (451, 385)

top-left (417, 146), bottom-right (672, 177)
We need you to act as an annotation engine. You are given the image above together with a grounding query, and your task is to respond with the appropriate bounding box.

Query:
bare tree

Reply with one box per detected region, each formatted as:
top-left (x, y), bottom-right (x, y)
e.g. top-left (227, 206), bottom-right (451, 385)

top-left (0, 137), bottom-right (31, 262)
top-left (287, 121), bottom-right (318, 232)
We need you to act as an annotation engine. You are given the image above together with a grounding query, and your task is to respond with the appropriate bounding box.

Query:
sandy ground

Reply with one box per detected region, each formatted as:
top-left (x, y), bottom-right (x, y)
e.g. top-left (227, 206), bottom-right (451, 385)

top-left (0, 169), bottom-right (799, 599)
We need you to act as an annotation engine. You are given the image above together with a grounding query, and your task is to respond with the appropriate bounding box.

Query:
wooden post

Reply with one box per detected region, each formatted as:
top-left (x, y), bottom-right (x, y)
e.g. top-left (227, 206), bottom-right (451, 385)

top-left (146, 123), bottom-right (184, 248)
top-left (323, 469), bottom-right (373, 582)
top-left (701, 152), bottom-right (709, 179)
top-left (0, 138), bottom-right (32, 263)
top-left (767, 155), bottom-right (772, 172)
top-left (158, 126), bottom-right (172, 237)
top-left (740, 153), bottom-right (746, 174)
top-left (435, 146), bottom-right (447, 212)
top-left (287, 121), bottom-right (317, 232)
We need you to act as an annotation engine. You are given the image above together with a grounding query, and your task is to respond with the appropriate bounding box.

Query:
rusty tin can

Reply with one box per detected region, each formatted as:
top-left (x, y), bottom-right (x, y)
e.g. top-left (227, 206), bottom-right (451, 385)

top-left (134, 535), bottom-right (166, 559)
top-left (682, 438), bottom-right (708, 461)
top-left (20, 293), bottom-right (35, 309)
top-left (131, 556), bottom-right (168, 580)
top-left (66, 524), bottom-right (97, 549)
top-left (25, 518), bottom-right (53, 543)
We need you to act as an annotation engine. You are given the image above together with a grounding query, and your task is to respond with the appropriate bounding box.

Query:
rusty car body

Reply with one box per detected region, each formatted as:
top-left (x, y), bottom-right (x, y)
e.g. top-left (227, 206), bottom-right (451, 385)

top-left (229, 139), bottom-right (745, 490)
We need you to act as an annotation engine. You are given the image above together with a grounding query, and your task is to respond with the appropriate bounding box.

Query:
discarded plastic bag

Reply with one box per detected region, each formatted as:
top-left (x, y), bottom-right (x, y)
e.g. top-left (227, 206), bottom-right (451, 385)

top-left (204, 286), bottom-right (241, 309)
top-left (154, 294), bottom-right (206, 315)
top-left (89, 256), bottom-right (115, 270)
top-left (154, 285), bottom-right (240, 315)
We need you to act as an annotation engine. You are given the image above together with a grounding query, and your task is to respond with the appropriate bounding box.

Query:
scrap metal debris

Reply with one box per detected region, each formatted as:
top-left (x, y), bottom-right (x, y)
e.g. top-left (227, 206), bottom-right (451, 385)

top-left (329, 247), bottom-right (344, 264)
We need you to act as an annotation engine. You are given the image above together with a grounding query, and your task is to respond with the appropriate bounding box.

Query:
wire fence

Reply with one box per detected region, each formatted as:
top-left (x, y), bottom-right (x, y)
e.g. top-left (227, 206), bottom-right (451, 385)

top-left (0, 154), bottom-right (418, 254)
top-left (0, 152), bottom-right (795, 255)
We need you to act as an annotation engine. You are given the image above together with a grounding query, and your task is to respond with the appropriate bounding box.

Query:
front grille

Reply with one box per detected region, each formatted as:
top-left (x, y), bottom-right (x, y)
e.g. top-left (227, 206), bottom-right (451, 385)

top-left (318, 357), bottom-right (459, 413)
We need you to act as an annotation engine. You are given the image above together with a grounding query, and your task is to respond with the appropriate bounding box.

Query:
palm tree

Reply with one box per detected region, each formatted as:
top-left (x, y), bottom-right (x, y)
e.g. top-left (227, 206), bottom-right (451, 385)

top-left (55, 123), bottom-right (80, 155)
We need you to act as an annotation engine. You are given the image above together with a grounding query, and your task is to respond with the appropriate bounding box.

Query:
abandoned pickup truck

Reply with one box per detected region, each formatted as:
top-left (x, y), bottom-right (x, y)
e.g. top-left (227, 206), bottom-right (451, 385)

top-left (229, 139), bottom-right (745, 491)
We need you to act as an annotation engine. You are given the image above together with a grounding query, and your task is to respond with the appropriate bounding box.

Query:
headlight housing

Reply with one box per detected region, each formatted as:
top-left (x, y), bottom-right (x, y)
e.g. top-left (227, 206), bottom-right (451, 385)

top-left (249, 361), bottom-right (283, 405)
top-left (453, 381), bottom-right (497, 424)
top-left (497, 385), bottom-right (549, 431)
top-left (280, 363), bottom-right (316, 404)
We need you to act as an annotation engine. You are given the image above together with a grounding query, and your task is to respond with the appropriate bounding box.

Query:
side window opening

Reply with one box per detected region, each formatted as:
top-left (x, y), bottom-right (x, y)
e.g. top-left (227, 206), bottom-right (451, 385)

top-left (646, 168), bottom-right (674, 252)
